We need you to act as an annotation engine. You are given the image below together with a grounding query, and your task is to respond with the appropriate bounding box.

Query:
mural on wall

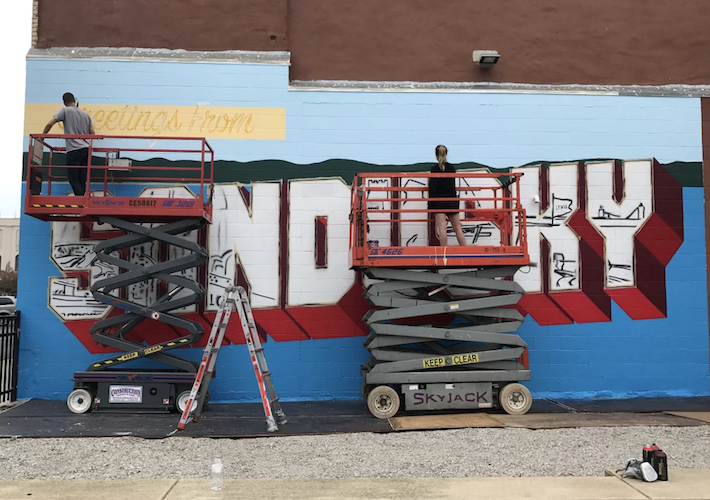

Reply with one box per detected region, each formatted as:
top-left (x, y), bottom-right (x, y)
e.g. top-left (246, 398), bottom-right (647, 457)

top-left (47, 158), bottom-right (684, 353)
top-left (24, 103), bottom-right (287, 141)
top-left (511, 159), bottom-right (683, 325)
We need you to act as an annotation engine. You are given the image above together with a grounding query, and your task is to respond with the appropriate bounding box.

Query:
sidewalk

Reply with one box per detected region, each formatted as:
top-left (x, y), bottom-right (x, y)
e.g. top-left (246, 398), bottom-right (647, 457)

top-left (1, 471), bottom-right (709, 500)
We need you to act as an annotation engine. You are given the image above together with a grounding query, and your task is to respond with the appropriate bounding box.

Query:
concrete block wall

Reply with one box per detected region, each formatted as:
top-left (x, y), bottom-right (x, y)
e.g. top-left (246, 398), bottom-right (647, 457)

top-left (17, 55), bottom-right (710, 402)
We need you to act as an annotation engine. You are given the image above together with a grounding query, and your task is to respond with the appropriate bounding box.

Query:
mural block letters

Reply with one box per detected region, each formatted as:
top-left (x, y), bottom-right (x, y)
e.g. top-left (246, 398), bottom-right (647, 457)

top-left (48, 158), bottom-right (684, 352)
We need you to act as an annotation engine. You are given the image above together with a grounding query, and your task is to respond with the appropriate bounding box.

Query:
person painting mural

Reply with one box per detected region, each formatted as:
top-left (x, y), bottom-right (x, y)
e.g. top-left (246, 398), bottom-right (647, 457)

top-left (43, 92), bottom-right (95, 196)
top-left (428, 145), bottom-right (467, 246)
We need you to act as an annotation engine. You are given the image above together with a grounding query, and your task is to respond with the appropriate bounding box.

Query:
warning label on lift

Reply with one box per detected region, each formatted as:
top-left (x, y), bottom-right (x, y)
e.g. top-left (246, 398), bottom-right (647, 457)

top-left (422, 357), bottom-right (445, 368)
top-left (452, 353), bottom-right (479, 365)
top-left (422, 353), bottom-right (480, 369)
top-left (116, 352), bottom-right (139, 362)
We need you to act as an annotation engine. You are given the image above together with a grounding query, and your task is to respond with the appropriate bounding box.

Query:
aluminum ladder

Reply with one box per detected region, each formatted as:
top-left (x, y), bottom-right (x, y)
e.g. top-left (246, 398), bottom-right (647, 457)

top-left (178, 286), bottom-right (287, 432)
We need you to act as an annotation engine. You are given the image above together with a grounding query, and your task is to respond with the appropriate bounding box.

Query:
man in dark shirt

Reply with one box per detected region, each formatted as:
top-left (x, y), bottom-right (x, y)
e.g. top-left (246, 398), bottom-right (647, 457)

top-left (43, 92), bottom-right (95, 196)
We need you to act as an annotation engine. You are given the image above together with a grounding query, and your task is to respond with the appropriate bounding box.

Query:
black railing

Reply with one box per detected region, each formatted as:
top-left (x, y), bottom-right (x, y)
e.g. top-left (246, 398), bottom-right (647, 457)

top-left (0, 312), bottom-right (20, 404)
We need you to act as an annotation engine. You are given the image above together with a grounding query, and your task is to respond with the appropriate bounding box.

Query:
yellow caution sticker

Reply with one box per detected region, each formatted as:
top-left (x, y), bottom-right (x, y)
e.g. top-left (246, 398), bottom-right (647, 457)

top-left (31, 204), bottom-right (81, 208)
top-left (452, 353), bottom-right (479, 365)
top-left (422, 357), bottom-right (446, 369)
top-left (143, 345), bottom-right (163, 355)
top-left (116, 352), bottom-right (139, 362)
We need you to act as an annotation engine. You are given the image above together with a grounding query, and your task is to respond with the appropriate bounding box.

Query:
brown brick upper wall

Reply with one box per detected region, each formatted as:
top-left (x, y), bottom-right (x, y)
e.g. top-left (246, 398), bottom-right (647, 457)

top-left (36, 0), bottom-right (710, 86)
top-left (36, 0), bottom-right (288, 53)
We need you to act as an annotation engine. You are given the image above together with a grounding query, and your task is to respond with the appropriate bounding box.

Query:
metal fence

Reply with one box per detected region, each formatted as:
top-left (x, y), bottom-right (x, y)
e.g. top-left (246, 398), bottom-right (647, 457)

top-left (0, 312), bottom-right (20, 404)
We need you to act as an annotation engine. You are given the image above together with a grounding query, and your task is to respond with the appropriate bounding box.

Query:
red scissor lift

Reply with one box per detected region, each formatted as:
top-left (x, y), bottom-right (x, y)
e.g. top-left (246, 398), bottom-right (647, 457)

top-left (350, 171), bottom-right (534, 417)
top-left (25, 134), bottom-right (215, 414)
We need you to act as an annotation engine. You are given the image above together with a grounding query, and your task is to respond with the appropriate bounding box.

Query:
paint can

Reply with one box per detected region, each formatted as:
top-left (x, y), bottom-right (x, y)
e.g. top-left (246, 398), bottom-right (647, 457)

top-left (655, 450), bottom-right (668, 481)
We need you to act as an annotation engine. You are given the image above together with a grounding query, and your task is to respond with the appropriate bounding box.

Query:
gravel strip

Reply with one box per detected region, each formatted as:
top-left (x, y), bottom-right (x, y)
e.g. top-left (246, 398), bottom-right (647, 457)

top-left (1, 426), bottom-right (709, 480)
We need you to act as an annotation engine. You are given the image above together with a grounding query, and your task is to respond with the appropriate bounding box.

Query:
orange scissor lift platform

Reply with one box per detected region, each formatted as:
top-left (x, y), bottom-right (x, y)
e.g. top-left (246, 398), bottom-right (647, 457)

top-left (349, 171), bottom-right (534, 418)
top-left (25, 134), bottom-right (213, 223)
top-left (350, 171), bottom-right (529, 268)
top-left (24, 134), bottom-right (215, 414)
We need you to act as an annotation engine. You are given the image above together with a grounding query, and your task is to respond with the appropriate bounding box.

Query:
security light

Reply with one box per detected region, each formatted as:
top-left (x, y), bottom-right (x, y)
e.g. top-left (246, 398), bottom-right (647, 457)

top-left (473, 50), bottom-right (500, 69)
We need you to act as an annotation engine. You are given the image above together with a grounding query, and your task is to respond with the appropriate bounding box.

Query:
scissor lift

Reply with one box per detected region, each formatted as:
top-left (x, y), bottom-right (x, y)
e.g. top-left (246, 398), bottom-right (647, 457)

top-left (25, 134), bottom-right (215, 413)
top-left (350, 171), bottom-right (533, 418)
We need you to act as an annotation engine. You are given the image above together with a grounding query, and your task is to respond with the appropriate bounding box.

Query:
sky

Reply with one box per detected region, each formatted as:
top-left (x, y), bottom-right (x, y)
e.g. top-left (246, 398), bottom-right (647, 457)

top-left (2, 1), bottom-right (32, 219)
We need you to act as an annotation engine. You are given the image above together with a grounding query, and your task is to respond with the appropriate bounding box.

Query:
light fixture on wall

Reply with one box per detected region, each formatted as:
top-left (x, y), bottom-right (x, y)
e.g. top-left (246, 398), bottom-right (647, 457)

top-left (473, 50), bottom-right (500, 69)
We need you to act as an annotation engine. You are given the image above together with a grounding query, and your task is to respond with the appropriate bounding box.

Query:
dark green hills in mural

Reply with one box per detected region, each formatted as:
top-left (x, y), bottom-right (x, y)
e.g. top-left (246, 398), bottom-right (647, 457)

top-left (22, 154), bottom-right (703, 187)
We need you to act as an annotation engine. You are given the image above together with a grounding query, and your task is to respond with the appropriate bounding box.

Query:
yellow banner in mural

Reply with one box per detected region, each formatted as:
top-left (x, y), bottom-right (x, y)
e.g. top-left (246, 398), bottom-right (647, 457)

top-left (24, 103), bottom-right (286, 140)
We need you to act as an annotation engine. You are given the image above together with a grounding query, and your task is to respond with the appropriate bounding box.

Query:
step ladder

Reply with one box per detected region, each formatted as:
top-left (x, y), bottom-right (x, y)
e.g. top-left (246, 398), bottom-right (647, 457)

top-left (177, 285), bottom-right (287, 432)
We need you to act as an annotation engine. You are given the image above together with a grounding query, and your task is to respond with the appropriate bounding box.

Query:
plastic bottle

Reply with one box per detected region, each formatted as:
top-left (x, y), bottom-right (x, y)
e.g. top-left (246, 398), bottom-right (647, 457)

top-left (211, 457), bottom-right (224, 491)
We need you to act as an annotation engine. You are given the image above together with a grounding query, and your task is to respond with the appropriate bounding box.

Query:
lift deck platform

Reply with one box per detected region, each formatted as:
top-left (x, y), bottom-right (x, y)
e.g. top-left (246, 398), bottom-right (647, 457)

top-left (350, 171), bottom-right (529, 268)
top-left (349, 171), bottom-right (534, 418)
top-left (24, 134), bottom-right (215, 414)
top-left (25, 134), bottom-right (213, 223)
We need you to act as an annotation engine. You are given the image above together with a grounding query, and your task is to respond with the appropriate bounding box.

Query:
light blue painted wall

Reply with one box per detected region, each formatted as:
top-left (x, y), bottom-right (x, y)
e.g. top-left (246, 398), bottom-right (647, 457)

top-left (17, 57), bottom-right (709, 402)
top-left (25, 59), bottom-right (702, 166)
top-left (524, 187), bottom-right (709, 399)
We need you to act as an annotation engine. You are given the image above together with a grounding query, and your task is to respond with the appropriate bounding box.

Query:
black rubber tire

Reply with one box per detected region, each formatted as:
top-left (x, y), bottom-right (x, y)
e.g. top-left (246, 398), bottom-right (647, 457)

top-left (366, 385), bottom-right (400, 419)
top-left (176, 390), bottom-right (191, 413)
top-left (499, 383), bottom-right (533, 415)
top-left (67, 389), bottom-right (93, 414)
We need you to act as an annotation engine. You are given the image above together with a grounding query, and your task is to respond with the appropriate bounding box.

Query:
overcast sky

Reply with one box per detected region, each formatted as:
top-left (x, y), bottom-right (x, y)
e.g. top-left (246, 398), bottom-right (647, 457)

top-left (3, 1), bottom-right (32, 219)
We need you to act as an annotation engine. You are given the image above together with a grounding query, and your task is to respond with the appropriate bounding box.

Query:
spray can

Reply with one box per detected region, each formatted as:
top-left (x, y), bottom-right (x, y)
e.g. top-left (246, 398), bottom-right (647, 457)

top-left (651, 444), bottom-right (660, 471)
top-left (649, 444), bottom-right (660, 471)
top-left (655, 450), bottom-right (668, 481)
top-left (642, 444), bottom-right (655, 464)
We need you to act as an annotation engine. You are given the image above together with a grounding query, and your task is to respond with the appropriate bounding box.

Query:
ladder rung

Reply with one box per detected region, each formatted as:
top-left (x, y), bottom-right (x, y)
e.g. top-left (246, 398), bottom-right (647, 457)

top-left (262, 371), bottom-right (271, 377)
top-left (254, 347), bottom-right (264, 353)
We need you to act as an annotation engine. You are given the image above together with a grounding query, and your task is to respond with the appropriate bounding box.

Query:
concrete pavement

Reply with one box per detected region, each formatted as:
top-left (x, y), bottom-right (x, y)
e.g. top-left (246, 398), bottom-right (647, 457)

top-left (1, 472), bottom-right (709, 500)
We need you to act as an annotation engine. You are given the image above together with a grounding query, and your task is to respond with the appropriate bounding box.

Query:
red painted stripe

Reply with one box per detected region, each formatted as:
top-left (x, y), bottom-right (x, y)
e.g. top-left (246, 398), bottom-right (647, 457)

top-left (279, 180), bottom-right (289, 309)
top-left (539, 163), bottom-right (549, 213)
top-left (390, 177), bottom-right (401, 246)
top-left (315, 216), bottom-right (328, 268)
top-left (238, 185), bottom-right (253, 217)
top-left (613, 159), bottom-right (624, 204)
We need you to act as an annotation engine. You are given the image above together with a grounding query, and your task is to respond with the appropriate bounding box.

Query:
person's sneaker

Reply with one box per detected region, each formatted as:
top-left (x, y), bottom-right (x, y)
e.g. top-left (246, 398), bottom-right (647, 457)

top-left (617, 458), bottom-right (658, 482)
